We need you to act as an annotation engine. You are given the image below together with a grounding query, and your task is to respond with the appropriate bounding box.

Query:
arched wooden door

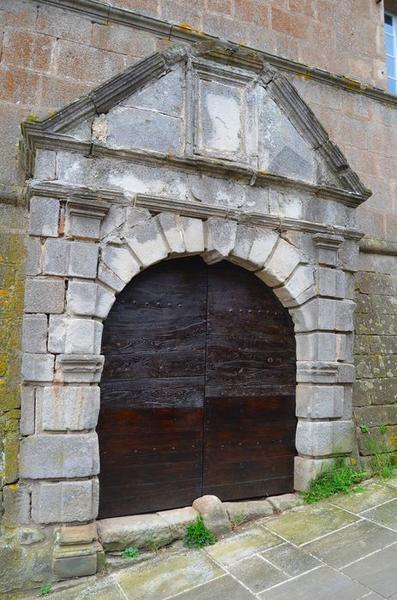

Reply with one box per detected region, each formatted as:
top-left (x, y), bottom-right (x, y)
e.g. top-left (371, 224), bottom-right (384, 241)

top-left (98, 257), bottom-right (296, 518)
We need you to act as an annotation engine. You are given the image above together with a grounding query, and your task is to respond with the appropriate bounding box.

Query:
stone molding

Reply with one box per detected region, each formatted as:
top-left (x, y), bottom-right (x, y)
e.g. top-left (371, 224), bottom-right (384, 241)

top-left (35, 0), bottom-right (397, 109)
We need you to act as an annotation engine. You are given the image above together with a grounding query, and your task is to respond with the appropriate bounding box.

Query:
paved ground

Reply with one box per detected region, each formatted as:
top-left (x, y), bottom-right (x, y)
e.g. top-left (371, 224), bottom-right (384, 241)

top-left (36, 477), bottom-right (397, 600)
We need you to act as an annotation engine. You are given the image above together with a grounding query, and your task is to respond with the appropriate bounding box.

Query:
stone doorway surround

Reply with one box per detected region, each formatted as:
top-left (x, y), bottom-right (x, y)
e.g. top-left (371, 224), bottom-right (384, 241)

top-left (15, 41), bottom-right (371, 579)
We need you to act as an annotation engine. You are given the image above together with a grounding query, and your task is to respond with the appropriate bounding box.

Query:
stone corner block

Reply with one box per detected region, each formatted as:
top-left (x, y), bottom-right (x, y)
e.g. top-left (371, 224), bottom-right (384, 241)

top-left (24, 278), bottom-right (65, 314)
top-left (22, 353), bottom-right (54, 383)
top-left (294, 456), bottom-right (334, 491)
top-left (296, 384), bottom-right (345, 419)
top-left (256, 237), bottom-right (300, 287)
top-left (22, 314), bottom-right (48, 353)
top-left (32, 478), bottom-right (99, 524)
top-left (295, 419), bottom-right (354, 457)
top-left (20, 433), bottom-right (99, 479)
top-left (192, 495), bottom-right (232, 537)
top-left (36, 385), bottom-right (100, 432)
top-left (29, 196), bottom-right (59, 237)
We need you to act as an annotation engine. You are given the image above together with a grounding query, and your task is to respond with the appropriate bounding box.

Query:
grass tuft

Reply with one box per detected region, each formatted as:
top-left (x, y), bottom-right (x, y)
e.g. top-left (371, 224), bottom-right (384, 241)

top-left (185, 516), bottom-right (216, 548)
top-left (303, 459), bottom-right (367, 504)
top-left (121, 546), bottom-right (140, 560)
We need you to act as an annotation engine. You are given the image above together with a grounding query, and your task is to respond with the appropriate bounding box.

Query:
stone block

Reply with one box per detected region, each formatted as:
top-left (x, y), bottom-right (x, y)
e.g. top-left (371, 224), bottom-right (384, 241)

top-left (32, 478), bottom-right (99, 524)
top-left (2, 484), bottom-right (31, 527)
top-left (25, 237), bottom-right (42, 276)
top-left (22, 314), bottom-right (47, 353)
top-left (244, 227), bottom-right (278, 270)
top-left (48, 316), bottom-right (102, 354)
top-left (67, 280), bottom-right (115, 318)
top-left (157, 507), bottom-right (198, 538)
top-left (98, 262), bottom-right (125, 292)
top-left (21, 353), bottom-right (54, 382)
top-left (98, 513), bottom-right (174, 551)
top-left (24, 278), bottom-right (65, 314)
top-left (295, 420), bottom-right (354, 456)
top-left (291, 299), bottom-right (355, 332)
top-left (267, 493), bottom-right (303, 512)
top-left (296, 332), bottom-right (351, 362)
top-left (100, 245), bottom-right (140, 283)
top-left (256, 238), bottom-right (300, 287)
top-left (121, 66), bottom-right (183, 117)
top-left (181, 217), bottom-right (205, 253)
top-left (316, 267), bottom-right (346, 298)
top-left (294, 456), bottom-right (334, 491)
top-left (223, 500), bottom-right (274, 525)
top-left (34, 150), bottom-right (56, 180)
top-left (204, 217), bottom-right (237, 263)
top-left (42, 239), bottom-right (99, 278)
top-left (126, 217), bottom-right (170, 267)
top-left (58, 523), bottom-right (98, 545)
top-left (296, 384), bottom-right (344, 418)
top-left (65, 200), bottom-right (109, 240)
top-left (106, 106), bottom-right (181, 154)
top-left (274, 264), bottom-right (315, 307)
top-left (53, 553), bottom-right (97, 579)
top-left (20, 433), bottom-right (99, 478)
top-left (339, 240), bottom-right (360, 272)
top-left (36, 385), bottom-right (100, 431)
top-left (20, 386), bottom-right (35, 435)
top-left (353, 405), bottom-right (397, 427)
top-left (29, 196), bottom-right (59, 237)
top-left (192, 495), bottom-right (232, 536)
top-left (158, 212), bottom-right (186, 254)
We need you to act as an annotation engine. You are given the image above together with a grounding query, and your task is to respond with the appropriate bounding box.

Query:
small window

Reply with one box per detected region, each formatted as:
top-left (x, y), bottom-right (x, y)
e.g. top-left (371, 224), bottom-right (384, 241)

top-left (385, 12), bottom-right (397, 94)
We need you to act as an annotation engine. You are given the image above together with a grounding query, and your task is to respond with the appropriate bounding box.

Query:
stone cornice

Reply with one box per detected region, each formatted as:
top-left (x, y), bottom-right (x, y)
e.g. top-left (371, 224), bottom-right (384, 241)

top-left (26, 181), bottom-right (363, 240)
top-left (35, 0), bottom-right (397, 108)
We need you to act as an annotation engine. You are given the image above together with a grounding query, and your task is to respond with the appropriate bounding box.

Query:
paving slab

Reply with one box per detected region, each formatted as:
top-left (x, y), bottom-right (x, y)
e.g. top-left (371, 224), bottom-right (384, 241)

top-left (303, 519), bottom-right (397, 568)
top-left (204, 527), bottom-right (282, 566)
top-left (343, 543), bottom-right (397, 598)
top-left (330, 482), bottom-right (397, 514)
top-left (363, 498), bottom-right (397, 530)
top-left (117, 551), bottom-right (224, 600)
top-left (261, 542), bottom-right (322, 577)
top-left (228, 555), bottom-right (286, 593)
top-left (262, 504), bottom-right (358, 545)
top-left (258, 566), bottom-right (368, 600)
top-left (166, 574), bottom-right (255, 599)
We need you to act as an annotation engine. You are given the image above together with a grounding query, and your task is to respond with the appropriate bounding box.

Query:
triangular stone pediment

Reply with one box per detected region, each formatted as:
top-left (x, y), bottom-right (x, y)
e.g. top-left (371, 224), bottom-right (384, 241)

top-left (21, 43), bottom-right (370, 206)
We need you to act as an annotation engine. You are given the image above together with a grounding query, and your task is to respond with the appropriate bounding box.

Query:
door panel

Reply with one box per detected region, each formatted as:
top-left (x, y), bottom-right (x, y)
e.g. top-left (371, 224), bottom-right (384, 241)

top-left (98, 257), bottom-right (296, 518)
top-left (98, 257), bottom-right (207, 518)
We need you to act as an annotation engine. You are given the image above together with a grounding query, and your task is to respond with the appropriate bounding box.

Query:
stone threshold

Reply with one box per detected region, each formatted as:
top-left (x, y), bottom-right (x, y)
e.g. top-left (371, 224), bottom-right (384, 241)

top-left (97, 493), bottom-right (303, 555)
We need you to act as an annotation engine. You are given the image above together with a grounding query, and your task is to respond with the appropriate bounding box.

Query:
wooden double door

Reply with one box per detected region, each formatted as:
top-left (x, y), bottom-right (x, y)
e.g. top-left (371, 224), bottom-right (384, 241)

top-left (98, 257), bottom-right (296, 519)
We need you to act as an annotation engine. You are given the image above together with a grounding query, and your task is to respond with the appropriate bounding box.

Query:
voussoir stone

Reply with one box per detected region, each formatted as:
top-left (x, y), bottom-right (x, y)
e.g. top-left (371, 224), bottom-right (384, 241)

top-left (192, 495), bottom-right (232, 536)
top-left (97, 513), bottom-right (175, 551)
top-left (223, 500), bottom-right (274, 526)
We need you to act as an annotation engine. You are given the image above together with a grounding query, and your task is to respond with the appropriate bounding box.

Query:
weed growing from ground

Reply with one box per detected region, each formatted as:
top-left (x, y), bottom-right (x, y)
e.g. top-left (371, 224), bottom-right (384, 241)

top-left (38, 584), bottom-right (52, 596)
top-left (364, 427), bottom-right (396, 479)
top-left (303, 459), bottom-right (367, 504)
top-left (121, 546), bottom-right (140, 560)
top-left (185, 516), bottom-right (216, 548)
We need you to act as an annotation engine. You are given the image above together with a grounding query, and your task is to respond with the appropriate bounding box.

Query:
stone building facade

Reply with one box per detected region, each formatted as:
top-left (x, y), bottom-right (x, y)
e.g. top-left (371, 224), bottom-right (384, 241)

top-left (0, 0), bottom-right (396, 594)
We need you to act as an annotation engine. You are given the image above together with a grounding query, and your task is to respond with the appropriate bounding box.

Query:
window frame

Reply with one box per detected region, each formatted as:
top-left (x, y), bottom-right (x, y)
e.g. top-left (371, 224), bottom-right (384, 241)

top-left (385, 11), bottom-right (397, 94)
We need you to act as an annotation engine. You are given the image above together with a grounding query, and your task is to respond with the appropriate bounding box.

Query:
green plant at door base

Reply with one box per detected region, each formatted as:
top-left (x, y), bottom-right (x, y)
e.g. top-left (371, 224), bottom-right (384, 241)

top-left (303, 458), bottom-right (367, 504)
top-left (38, 584), bottom-right (53, 596)
top-left (122, 546), bottom-right (140, 560)
top-left (185, 516), bottom-right (216, 548)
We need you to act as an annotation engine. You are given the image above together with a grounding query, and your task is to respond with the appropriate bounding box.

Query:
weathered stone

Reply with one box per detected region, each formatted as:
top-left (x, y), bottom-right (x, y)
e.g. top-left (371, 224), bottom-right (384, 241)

top-left (22, 314), bottom-right (47, 353)
top-left (126, 217), bottom-right (169, 267)
top-left (158, 212), bottom-right (186, 254)
top-left (256, 238), bottom-right (300, 287)
top-left (192, 495), bottom-right (232, 536)
top-left (24, 278), bottom-right (65, 313)
top-left (34, 150), bottom-right (56, 179)
top-left (48, 316), bottom-right (102, 354)
top-left (32, 478), bottom-right (99, 523)
top-left (29, 196), bottom-right (59, 237)
top-left (267, 493), bottom-right (304, 512)
top-left (296, 419), bottom-right (354, 456)
top-left (100, 245), bottom-right (140, 283)
top-left (98, 513), bottom-right (174, 551)
top-left (17, 527), bottom-right (46, 546)
top-left (53, 548), bottom-right (97, 579)
top-left (291, 298), bottom-right (355, 332)
top-left (58, 523), bottom-right (98, 545)
top-left (354, 405), bottom-right (397, 427)
top-left (21, 353), bottom-right (54, 382)
top-left (2, 484), bottom-right (31, 527)
top-left (54, 354), bottom-right (104, 384)
top-left (231, 226), bottom-right (278, 270)
top-left (157, 507), bottom-right (199, 538)
top-left (296, 384), bottom-right (345, 418)
top-left (223, 499), bottom-right (274, 526)
top-left (274, 264), bottom-right (315, 307)
top-left (205, 526), bottom-right (281, 566)
top-left (181, 217), bottom-right (205, 253)
top-left (261, 542), bottom-right (321, 577)
top-left (229, 554), bottom-right (286, 593)
top-left (296, 332), bottom-right (352, 362)
top-left (20, 433), bottom-right (99, 479)
top-left (20, 387), bottom-right (35, 437)
top-left (204, 217), bottom-right (237, 263)
top-left (25, 237), bottom-right (42, 276)
top-left (42, 239), bottom-right (99, 278)
top-left (36, 385), bottom-right (100, 431)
